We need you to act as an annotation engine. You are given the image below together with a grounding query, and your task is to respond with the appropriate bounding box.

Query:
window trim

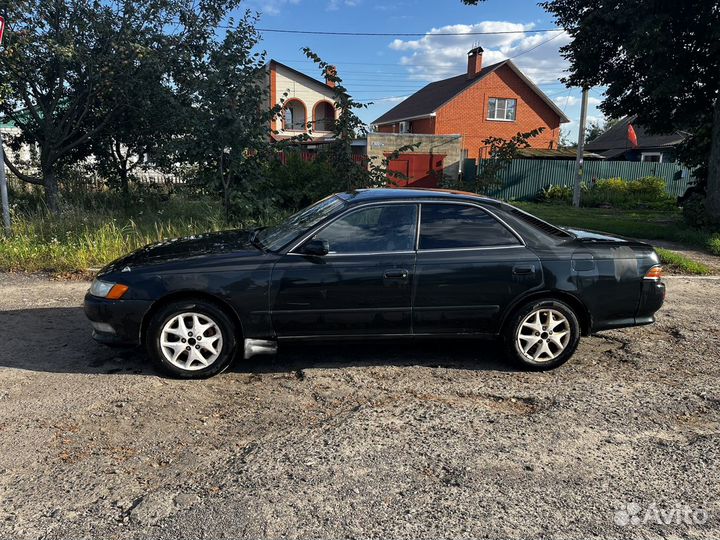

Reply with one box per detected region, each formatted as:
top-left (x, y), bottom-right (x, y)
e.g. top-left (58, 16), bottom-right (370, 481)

top-left (641, 152), bottom-right (663, 163)
top-left (487, 97), bottom-right (517, 122)
top-left (416, 202), bottom-right (525, 252)
top-left (286, 199), bottom-right (526, 256)
top-left (288, 201), bottom-right (421, 256)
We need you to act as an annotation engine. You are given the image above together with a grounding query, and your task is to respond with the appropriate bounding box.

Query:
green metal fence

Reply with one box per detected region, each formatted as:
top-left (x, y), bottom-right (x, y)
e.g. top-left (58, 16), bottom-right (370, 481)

top-left (476, 159), bottom-right (694, 201)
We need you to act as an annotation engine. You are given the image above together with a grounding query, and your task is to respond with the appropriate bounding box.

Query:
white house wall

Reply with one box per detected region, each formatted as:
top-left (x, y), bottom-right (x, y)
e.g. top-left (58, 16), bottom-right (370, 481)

top-left (273, 63), bottom-right (338, 138)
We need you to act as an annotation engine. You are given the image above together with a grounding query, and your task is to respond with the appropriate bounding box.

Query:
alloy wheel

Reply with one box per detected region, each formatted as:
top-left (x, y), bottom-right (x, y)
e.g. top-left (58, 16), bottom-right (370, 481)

top-left (516, 308), bottom-right (571, 363)
top-left (160, 312), bottom-right (223, 371)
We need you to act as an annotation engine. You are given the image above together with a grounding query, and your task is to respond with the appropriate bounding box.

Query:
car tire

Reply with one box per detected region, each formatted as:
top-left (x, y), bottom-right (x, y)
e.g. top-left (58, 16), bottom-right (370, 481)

top-left (503, 299), bottom-right (581, 370)
top-left (146, 299), bottom-right (238, 378)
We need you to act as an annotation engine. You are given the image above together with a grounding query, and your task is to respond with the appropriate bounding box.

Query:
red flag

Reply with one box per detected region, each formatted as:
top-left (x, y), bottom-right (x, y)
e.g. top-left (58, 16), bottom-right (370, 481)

top-left (627, 124), bottom-right (639, 148)
top-left (0, 16), bottom-right (5, 45)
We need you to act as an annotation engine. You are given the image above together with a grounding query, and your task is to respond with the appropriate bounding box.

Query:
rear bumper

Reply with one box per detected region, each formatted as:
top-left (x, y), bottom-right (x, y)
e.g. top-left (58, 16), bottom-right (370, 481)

top-left (636, 279), bottom-right (666, 321)
top-left (591, 279), bottom-right (665, 332)
top-left (83, 293), bottom-right (152, 347)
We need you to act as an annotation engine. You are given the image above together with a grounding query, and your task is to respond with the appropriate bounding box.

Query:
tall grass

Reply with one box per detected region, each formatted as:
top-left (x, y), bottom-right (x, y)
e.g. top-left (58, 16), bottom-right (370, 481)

top-left (0, 185), bottom-right (240, 272)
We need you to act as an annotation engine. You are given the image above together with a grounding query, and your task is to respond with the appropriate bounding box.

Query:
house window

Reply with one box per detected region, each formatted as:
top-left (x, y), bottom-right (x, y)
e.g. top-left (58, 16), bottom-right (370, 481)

top-left (487, 98), bottom-right (517, 121)
top-left (399, 121), bottom-right (411, 133)
top-left (283, 100), bottom-right (306, 131)
top-left (641, 152), bottom-right (662, 163)
top-left (313, 101), bottom-right (335, 132)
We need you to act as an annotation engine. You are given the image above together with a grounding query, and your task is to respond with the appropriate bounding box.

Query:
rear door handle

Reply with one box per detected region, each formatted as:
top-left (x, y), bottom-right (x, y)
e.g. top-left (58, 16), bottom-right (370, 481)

top-left (384, 269), bottom-right (409, 280)
top-left (512, 265), bottom-right (535, 275)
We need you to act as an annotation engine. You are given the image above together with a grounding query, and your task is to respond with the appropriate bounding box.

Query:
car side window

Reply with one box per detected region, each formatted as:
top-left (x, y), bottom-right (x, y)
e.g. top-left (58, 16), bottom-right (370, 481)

top-left (419, 204), bottom-right (520, 250)
top-left (314, 204), bottom-right (418, 254)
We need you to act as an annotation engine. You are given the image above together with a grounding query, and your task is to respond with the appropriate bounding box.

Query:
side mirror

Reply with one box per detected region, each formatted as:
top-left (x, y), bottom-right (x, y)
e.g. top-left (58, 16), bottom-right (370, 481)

top-left (301, 239), bottom-right (329, 256)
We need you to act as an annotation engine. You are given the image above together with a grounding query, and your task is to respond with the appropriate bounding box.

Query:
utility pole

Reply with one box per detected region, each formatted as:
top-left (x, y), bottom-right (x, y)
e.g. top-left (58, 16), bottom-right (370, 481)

top-left (0, 129), bottom-right (10, 235)
top-left (572, 87), bottom-right (589, 208)
top-left (0, 15), bottom-right (9, 235)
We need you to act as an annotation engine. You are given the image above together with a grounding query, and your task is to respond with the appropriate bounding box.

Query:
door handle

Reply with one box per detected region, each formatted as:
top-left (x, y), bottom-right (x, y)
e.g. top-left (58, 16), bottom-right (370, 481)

top-left (512, 264), bottom-right (535, 275)
top-left (384, 269), bottom-right (409, 280)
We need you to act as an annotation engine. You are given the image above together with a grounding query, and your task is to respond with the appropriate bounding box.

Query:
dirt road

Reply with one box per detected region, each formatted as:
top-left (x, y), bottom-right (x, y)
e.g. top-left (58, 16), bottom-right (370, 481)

top-left (0, 273), bottom-right (718, 539)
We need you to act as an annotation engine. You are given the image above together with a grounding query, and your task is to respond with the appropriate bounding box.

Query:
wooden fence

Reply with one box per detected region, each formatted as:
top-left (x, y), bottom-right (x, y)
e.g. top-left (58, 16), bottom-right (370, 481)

top-left (466, 159), bottom-right (694, 201)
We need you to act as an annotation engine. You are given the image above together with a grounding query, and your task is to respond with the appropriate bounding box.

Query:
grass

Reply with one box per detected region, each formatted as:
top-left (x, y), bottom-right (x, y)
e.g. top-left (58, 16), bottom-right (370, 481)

top-left (514, 202), bottom-right (720, 256)
top-left (655, 248), bottom-right (712, 276)
top-left (0, 188), bottom-right (239, 273)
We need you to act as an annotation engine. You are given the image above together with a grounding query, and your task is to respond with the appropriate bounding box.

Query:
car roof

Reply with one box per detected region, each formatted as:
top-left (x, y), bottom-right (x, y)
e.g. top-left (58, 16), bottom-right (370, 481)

top-left (337, 188), bottom-right (500, 205)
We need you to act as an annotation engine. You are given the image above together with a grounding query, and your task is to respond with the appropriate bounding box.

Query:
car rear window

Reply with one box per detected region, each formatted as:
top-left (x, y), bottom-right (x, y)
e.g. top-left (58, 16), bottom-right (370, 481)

top-left (419, 204), bottom-right (521, 250)
top-left (500, 204), bottom-right (574, 239)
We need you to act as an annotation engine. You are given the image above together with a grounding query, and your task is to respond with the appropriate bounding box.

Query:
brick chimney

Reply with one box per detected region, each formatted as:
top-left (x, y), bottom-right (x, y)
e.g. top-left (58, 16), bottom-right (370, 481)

top-left (325, 65), bottom-right (337, 88)
top-left (467, 46), bottom-right (484, 80)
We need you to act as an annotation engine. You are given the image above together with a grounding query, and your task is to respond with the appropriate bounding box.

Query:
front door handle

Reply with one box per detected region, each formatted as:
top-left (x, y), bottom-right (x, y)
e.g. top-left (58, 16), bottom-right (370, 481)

top-left (512, 264), bottom-right (536, 275)
top-left (384, 269), bottom-right (409, 280)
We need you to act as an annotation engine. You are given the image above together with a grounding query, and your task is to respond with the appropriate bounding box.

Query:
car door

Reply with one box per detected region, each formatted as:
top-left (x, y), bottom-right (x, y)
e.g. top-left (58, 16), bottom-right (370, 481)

top-left (270, 203), bottom-right (418, 338)
top-left (413, 202), bottom-right (542, 335)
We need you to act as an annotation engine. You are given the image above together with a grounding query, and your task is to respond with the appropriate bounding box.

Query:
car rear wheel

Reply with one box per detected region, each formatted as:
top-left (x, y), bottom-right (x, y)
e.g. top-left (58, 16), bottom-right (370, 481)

top-left (503, 299), bottom-right (580, 370)
top-left (146, 300), bottom-right (237, 378)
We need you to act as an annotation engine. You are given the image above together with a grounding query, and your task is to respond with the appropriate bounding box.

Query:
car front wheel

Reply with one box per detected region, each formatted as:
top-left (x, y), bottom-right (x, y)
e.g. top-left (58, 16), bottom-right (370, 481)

top-left (146, 300), bottom-right (237, 378)
top-left (503, 299), bottom-right (580, 370)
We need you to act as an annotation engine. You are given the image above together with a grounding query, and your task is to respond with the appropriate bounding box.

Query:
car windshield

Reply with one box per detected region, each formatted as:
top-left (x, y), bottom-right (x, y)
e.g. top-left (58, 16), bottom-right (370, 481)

top-left (256, 195), bottom-right (347, 251)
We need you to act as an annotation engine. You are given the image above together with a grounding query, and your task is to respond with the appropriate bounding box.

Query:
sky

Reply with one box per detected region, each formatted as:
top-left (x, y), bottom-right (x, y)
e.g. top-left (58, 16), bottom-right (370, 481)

top-left (242, 0), bottom-right (607, 141)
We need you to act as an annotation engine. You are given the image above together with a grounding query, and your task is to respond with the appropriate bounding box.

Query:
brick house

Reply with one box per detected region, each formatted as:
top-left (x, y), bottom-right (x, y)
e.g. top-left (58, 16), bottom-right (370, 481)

top-left (371, 47), bottom-right (569, 161)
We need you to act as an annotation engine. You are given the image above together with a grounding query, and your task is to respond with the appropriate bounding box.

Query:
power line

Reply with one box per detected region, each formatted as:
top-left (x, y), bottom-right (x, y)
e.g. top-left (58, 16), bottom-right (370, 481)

top-left (257, 27), bottom-right (561, 37)
top-left (506, 31), bottom-right (566, 60)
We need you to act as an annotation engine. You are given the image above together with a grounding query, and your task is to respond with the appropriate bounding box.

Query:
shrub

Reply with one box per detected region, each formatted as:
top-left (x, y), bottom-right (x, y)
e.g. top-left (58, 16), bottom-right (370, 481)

top-left (537, 184), bottom-right (573, 203)
top-left (582, 176), bottom-right (674, 209)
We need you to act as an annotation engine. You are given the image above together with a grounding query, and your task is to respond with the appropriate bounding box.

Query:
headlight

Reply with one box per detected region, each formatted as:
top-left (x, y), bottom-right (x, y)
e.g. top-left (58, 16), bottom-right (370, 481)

top-left (89, 279), bottom-right (129, 300)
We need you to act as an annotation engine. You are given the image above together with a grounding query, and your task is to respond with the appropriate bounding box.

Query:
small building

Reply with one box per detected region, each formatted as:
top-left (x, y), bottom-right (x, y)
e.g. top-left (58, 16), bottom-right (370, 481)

top-left (366, 132), bottom-right (463, 187)
top-left (371, 46), bottom-right (570, 163)
top-left (585, 115), bottom-right (687, 163)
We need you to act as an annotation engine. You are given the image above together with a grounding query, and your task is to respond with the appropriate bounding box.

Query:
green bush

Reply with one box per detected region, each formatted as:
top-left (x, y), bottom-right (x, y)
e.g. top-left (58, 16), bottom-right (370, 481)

top-left (582, 176), bottom-right (674, 209)
top-left (261, 152), bottom-right (339, 212)
top-left (537, 184), bottom-right (573, 203)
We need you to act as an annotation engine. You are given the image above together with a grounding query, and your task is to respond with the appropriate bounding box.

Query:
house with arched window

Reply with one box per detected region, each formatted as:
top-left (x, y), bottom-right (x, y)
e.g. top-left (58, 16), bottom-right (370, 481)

top-left (266, 60), bottom-right (339, 141)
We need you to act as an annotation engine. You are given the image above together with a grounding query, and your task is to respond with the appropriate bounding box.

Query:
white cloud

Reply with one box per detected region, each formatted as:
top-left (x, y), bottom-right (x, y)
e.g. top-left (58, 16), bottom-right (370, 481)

top-left (388, 21), bottom-right (571, 85)
top-left (248, 0), bottom-right (300, 16)
top-left (327, 0), bottom-right (359, 10)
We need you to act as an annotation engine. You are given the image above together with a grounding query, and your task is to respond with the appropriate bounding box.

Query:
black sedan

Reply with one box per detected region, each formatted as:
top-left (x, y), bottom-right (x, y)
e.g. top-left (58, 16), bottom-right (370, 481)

top-left (84, 188), bottom-right (665, 378)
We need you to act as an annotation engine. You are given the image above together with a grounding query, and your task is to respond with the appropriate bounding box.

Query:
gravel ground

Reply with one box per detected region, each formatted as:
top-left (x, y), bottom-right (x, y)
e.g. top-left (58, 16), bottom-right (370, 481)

top-left (0, 272), bottom-right (719, 540)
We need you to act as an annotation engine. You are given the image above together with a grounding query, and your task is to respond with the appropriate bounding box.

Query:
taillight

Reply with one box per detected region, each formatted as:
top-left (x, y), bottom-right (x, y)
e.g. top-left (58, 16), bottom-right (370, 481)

top-left (644, 265), bottom-right (663, 280)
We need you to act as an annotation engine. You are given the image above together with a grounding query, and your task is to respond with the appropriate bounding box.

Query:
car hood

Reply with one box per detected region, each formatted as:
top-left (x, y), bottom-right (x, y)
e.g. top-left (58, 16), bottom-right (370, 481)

top-left (100, 229), bottom-right (260, 273)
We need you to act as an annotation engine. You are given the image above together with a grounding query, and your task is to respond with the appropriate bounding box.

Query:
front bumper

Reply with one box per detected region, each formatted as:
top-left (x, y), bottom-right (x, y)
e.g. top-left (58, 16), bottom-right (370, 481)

top-left (83, 293), bottom-right (153, 347)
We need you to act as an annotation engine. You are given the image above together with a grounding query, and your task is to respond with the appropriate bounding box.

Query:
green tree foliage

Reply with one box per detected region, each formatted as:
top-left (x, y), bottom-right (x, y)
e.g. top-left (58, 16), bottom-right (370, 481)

top-left (585, 120), bottom-right (604, 143)
top-left (180, 12), bottom-right (278, 221)
top-left (0, 0), bottom-right (237, 212)
top-left (540, 0), bottom-right (720, 225)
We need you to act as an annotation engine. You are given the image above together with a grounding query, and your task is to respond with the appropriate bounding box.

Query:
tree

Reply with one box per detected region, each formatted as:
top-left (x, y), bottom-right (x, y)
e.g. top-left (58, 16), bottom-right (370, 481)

top-left (585, 120), bottom-right (604, 144)
top-left (540, 0), bottom-right (720, 225)
top-left (183, 12), bottom-right (277, 220)
top-left (0, 0), bottom-right (237, 212)
top-left (86, 51), bottom-right (185, 194)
